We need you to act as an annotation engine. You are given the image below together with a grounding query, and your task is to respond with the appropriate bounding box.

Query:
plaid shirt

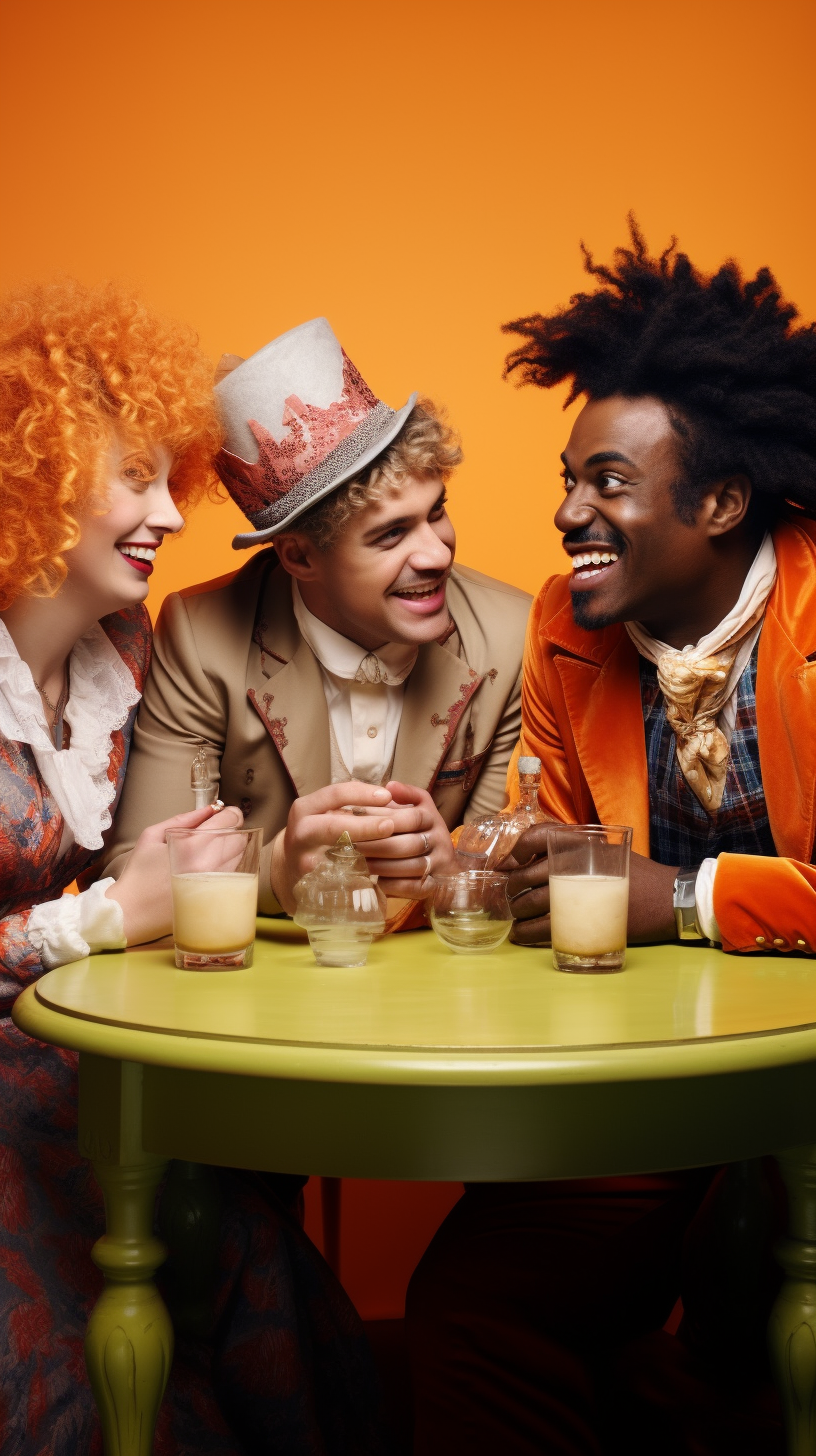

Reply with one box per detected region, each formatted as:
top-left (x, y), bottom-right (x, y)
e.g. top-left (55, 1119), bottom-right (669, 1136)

top-left (641, 638), bottom-right (777, 868)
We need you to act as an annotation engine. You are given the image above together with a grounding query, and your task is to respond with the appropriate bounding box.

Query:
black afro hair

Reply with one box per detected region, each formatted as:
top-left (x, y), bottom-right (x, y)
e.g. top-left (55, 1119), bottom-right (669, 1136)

top-left (503, 217), bottom-right (816, 519)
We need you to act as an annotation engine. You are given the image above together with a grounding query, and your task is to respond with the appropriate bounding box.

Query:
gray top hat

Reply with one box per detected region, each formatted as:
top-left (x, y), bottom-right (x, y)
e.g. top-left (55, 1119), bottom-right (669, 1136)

top-left (214, 317), bottom-right (417, 548)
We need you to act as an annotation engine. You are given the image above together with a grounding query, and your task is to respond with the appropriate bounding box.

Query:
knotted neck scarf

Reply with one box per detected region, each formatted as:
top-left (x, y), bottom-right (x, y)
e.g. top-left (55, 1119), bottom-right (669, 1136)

top-left (625, 534), bottom-right (777, 814)
top-left (350, 644), bottom-right (417, 686)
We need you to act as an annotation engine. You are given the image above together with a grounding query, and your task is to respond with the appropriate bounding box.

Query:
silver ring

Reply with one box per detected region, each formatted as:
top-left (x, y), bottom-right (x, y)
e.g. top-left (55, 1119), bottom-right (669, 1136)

top-left (421, 832), bottom-right (430, 854)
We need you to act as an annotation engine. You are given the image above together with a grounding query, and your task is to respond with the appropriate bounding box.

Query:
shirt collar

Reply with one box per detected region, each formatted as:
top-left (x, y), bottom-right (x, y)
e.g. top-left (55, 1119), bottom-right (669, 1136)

top-left (291, 580), bottom-right (418, 685)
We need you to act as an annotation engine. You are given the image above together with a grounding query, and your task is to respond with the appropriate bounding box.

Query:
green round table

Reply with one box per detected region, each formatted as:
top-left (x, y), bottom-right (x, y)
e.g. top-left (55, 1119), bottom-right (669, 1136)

top-left (13, 921), bottom-right (816, 1456)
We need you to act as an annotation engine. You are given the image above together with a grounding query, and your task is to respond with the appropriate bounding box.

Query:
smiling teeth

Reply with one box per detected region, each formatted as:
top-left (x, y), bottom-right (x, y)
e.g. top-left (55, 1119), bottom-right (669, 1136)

top-left (119, 545), bottom-right (156, 561)
top-left (571, 552), bottom-right (618, 569)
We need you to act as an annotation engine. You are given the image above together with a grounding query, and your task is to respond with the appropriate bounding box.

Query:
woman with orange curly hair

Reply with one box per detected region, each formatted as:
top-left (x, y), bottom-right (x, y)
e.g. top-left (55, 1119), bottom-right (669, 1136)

top-left (0, 280), bottom-right (241, 1449)
top-left (0, 279), bottom-right (232, 951)
top-left (0, 281), bottom-right (386, 1456)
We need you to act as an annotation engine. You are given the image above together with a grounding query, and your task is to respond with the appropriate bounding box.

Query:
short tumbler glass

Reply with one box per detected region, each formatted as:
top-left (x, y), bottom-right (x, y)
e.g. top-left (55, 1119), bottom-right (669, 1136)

top-left (166, 824), bottom-right (262, 969)
top-left (430, 871), bottom-right (513, 954)
top-left (547, 824), bottom-right (632, 973)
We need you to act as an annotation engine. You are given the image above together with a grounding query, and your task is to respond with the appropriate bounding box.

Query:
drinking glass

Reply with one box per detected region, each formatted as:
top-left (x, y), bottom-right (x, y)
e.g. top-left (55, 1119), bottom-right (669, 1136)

top-left (547, 824), bottom-right (632, 973)
top-left (166, 825), bottom-right (262, 969)
top-left (430, 871), bottom-right (513, 954)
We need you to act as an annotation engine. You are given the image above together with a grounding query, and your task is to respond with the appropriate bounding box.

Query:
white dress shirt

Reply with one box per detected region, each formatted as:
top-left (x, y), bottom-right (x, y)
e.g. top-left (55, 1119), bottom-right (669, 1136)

top-left (292, 581), bottom-right (417, 784)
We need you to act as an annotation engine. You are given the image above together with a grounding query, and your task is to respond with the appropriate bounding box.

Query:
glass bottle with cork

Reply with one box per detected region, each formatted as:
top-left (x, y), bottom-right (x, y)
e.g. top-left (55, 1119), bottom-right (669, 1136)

top-left (455, 756), bottom-right (548, 870)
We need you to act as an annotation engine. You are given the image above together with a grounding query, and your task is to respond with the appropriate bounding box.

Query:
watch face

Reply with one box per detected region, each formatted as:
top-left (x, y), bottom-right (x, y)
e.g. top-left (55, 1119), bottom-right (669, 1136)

top-left (673, 869), bottom-right (699, 908)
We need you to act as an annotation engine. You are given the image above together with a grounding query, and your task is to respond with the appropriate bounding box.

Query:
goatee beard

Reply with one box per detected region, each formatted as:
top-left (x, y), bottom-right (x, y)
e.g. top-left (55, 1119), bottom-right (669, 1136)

top-left (571, 592), bottom-right (622, 632)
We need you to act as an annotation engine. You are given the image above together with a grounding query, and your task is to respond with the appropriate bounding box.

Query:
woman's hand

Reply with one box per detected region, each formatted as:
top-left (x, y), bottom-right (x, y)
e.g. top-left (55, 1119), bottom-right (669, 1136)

top-left (105, 803), bottom-right (243, 946)
top-left (359, 780), bottom-right (459, 900)
top-left (270, 782), bottom-right (397, 915)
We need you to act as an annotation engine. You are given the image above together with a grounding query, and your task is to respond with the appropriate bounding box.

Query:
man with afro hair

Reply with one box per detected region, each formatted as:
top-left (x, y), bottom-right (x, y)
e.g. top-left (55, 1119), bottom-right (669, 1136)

top-left (406, 222), bottom-right (815, 1454)
top-left (505, 221), bottom-right (816, 959)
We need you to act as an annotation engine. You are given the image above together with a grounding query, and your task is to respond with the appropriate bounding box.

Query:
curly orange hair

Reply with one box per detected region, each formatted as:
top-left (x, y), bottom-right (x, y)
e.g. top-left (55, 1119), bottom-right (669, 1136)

top-left (0, 278), bottom-right (223, 609)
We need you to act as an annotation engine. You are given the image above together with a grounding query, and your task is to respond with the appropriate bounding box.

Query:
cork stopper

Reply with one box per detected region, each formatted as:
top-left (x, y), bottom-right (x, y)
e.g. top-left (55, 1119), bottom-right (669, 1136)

top-left (518, 756), bottom-right (541, 775)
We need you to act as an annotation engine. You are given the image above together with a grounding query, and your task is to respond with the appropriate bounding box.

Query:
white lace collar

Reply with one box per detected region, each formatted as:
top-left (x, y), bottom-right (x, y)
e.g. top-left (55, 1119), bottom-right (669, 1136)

top-left (0, 619), bottom-right (140, 850)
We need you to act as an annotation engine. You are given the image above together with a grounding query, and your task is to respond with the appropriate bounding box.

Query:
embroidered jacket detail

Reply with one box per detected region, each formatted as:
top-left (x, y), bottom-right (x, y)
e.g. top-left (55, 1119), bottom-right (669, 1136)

top-left (248, 688), bottom-right (289, 753)
top-left (252, 619), bottom-right (288, 669)
top-left (431, 676), bottom-right (483, 763)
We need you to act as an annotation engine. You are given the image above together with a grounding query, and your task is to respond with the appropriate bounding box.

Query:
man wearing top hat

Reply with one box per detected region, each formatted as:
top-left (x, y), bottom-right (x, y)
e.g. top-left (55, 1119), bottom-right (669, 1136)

top-left (106, 318), bottom-right (531, 930)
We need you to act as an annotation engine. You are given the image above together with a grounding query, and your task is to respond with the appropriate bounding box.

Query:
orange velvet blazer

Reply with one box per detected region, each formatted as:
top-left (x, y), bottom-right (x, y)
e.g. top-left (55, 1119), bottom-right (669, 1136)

top-left (516, 515), bottom-right (816, 954)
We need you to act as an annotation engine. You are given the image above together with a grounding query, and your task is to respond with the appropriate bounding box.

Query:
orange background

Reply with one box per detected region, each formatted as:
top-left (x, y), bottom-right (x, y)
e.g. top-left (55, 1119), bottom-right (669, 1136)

top-left (2, 0), bottom-right (814, 1319)
top-left (3, 0), bottom-right (815, 624)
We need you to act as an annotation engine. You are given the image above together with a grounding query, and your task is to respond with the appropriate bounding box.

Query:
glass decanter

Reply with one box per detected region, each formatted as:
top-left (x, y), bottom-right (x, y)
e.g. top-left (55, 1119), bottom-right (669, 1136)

top-left (455, 756), bottom-right (548, 870)
top-left (293, 832), bottom-right (386, 967)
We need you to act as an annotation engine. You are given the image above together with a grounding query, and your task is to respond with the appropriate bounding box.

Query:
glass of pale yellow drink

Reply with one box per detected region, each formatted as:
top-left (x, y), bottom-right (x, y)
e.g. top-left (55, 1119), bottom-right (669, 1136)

top-left (547, 824), bottom-right (632, 973)
top-left (166, 825), bottom-right (262, 969)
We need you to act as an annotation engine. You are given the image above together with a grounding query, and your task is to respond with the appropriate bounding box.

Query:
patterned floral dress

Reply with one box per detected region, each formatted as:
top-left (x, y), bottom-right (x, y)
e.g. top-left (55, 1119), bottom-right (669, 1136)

top-left (0, 606), bottom-right (383, 1456)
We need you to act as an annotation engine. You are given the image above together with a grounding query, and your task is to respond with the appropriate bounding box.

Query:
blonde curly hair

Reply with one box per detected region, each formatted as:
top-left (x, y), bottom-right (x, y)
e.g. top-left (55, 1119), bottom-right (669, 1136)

top-left (290, 398), bottom-right (463, 550)
top-left (0, 278), bottom-right (222, 609)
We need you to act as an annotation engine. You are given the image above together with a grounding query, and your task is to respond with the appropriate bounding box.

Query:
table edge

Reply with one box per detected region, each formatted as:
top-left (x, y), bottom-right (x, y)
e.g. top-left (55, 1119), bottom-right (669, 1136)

top-left (13, 982), bottom-right (816, 1086)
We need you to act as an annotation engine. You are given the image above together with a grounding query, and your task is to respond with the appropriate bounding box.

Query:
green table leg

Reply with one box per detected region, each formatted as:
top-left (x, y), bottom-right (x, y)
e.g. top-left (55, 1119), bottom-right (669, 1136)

top-left (79, 1056), bottom-right (173, 1456)
top-left (769, 1144), bottom-right (816, 1456)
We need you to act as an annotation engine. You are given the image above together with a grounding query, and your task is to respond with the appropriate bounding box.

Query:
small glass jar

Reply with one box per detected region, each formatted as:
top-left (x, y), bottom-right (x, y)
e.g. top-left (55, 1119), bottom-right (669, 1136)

top-left (293, 832), bottom-right (386, 967)
top-left (430, 871), bottom-right (513, 954)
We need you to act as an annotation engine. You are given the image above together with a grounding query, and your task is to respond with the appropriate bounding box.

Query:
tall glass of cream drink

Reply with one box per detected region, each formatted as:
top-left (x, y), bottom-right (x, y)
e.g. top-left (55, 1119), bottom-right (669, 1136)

top-left (547, 824), bottom-right (632, 973)
top-left (166, 825), bottom-right (262, 969)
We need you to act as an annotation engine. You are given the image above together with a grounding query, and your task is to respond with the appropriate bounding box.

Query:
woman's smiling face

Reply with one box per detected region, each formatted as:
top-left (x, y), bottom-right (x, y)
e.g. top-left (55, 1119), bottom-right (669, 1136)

top-left (62, 435), bottom-right (184, 618)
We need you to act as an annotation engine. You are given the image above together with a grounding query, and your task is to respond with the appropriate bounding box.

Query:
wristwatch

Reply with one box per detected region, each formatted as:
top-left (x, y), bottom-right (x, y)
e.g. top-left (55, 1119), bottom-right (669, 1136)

top-left (673, 866), bottom-right (705, 941)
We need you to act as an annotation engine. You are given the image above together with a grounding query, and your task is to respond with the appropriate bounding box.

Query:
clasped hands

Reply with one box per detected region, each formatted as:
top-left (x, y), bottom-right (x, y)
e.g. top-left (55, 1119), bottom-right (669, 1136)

top-left (270, 779), bottom-right (459, 915)
top-left (504, 824), bottom-right (679, 946)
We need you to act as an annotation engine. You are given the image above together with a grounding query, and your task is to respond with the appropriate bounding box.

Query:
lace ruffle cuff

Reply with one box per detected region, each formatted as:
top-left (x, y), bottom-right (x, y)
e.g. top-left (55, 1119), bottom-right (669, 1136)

top-left (27, 878), bottom-right (127, 970)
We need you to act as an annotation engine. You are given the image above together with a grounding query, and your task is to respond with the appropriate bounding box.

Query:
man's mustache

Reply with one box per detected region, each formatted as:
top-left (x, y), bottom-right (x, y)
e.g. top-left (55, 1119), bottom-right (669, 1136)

top-left (563, 525), bottom-right (626, 553)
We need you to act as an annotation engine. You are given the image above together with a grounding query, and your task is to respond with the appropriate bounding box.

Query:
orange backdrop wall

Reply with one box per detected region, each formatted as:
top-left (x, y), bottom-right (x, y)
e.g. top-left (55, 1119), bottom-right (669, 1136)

top-left (2, 0), bottom-right (814, 1321)
top-left (2, 0), bottom-right (814, 624)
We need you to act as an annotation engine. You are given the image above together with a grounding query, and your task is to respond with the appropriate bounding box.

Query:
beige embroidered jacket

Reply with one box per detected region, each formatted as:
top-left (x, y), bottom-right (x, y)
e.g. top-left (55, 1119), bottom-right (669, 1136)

top-left (105, 550), bottom-right (531, 912)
